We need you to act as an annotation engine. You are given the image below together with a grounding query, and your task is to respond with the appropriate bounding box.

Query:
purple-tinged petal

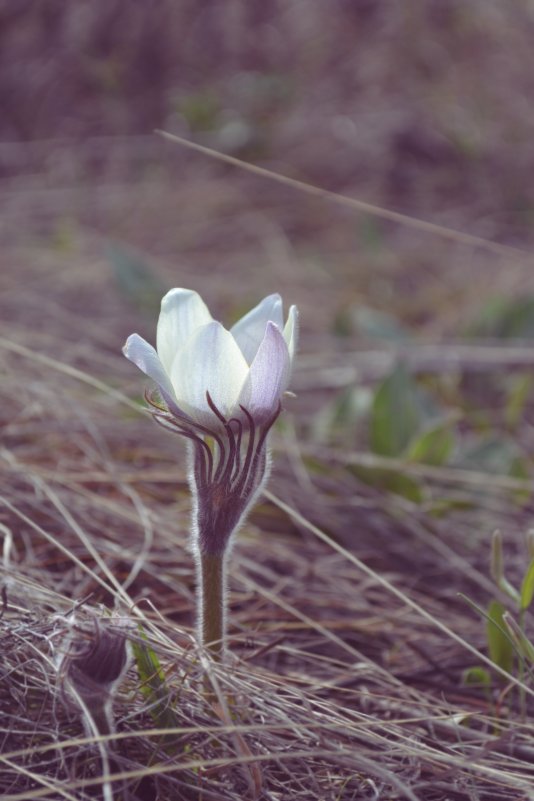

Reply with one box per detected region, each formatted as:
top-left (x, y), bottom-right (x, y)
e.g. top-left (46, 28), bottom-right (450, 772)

top-left (123, 334), bottom-right (175, 397)
top-left (171, 321), bottom-right (249, 425)
top-left (239, 322), bottom-right (290, 418)
top-left (230, 294), bottom-right (283, 365)
top-left (156, 288), bottom-right (212, 374)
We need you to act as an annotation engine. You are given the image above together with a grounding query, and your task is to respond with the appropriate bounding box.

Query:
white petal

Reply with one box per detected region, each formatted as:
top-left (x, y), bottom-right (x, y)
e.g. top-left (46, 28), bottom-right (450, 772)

top-left (170, 321), bottom-right (249, 424)
top-left (122, 334), bottom-right (175, 397)
top-left (283, 305), bottom-right (299, 365)
top-left (239, 322), bottom-right (290, 418)
top-left (156, 288), bottom-right (212, 374)
top-left (230, 294), bottom-right (284, 365)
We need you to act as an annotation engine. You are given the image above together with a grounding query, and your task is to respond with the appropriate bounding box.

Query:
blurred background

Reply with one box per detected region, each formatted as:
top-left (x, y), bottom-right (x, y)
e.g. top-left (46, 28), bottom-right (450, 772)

top-left (2, 1), bottom-right (534, 301)
top-left (3, 0), bottom-right (534, 447)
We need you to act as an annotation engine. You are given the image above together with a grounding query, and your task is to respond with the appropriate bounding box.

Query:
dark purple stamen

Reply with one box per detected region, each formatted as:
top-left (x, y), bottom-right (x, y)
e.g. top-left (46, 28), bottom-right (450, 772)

top-left (146, 389), bottom-right (281, 556)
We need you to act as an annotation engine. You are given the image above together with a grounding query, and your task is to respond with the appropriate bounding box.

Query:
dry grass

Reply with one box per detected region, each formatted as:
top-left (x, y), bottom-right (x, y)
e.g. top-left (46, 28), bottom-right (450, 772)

top-left (2, 210), bottom-right (534, 800)
top-left (3, 4), bottom-right (534, 798)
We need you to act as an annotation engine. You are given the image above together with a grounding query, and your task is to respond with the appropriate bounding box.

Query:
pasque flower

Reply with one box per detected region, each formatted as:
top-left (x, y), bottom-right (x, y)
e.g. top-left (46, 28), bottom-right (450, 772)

top-left (123, 289), bottom-right (298, 658)
top-left (123, 288), bottom-right (298, 428)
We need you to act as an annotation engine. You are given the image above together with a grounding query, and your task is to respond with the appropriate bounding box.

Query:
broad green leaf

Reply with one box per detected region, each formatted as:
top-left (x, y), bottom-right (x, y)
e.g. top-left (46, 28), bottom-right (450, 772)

top-left (520, 559), bottom-right (534, 611)
top-left (371, 364), bottom-right (432, 457)
top-left (407, 420), bottom-right (455, 466)
top-left (350, 464), bottom-right (423, 503)
top-left (455, 436), bottom-right (531, 507)
top-left (486, 600), bottom-right (514, 676)
top-left (455, 436), bottom-right (530, 478)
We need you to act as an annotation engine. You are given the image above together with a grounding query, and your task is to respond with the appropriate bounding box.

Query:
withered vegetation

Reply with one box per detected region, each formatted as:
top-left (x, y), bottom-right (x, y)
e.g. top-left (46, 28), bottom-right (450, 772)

top-left (2, 215), bottom-right (534, 801)
top-left (3, 3), bottom-right (534, 798)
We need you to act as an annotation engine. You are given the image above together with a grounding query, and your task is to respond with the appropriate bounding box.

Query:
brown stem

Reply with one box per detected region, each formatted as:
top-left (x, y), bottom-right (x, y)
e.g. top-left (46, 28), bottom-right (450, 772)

top-left (199, 553), bottom-right (225, 659)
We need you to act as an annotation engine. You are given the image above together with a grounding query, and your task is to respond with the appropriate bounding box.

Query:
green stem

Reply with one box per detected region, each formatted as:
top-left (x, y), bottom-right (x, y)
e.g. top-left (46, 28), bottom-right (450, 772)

top-left (199, 553), bottom-right (225, 659)
top-left (518, 608), bottom-right (526, 721)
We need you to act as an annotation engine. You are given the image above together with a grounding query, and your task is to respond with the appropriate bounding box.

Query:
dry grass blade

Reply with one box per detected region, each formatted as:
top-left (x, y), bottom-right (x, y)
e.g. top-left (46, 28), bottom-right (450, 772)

top-left (156, 131), bottom-right (533, 261)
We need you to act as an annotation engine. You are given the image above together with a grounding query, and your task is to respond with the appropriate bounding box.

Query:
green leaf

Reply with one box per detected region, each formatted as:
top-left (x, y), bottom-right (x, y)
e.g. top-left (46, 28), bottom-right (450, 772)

top-left (407, 419), bottom-right (455, 466)
top-left (179, 90), bottom-right (220, 132)
top-left (505, 373), bottom-right (534, 429)
top-left (490, 531), bottom-right (521, 605)
top-left (467, 295), bottom-right (534, 339)
top-left (311, 386), bottom-right (372, 443)
top-left (455, 436), bottom-right (529, 477)
top-left (426, 497), bottom-right (475, 518)
top-left (503, 615), bottom-right (534, 663)
top-left (498, 576), bottom-right (521, 606)
top-left (519, 559), bottom-right (534, 611)
top-left (109, 246), bottom-right (166, 316)
top-left (510, 457), bottom-right (532, 506)
top-left (462, 666), bottom-right (492, 689)
top-left (352, 307), bottom-right (411, 341)
top-left (486, 600), bottom-right (514, 676)
top-left (359, 218), bottom-right (384, 252)
top-left (370, 364), bottom-right (431, 457)
top-left (455, 437), bottom-right (531, 506)
top-left (133, 633), bottom-right (182, 745)
top-left (350, 464), bottom-right (423, 503)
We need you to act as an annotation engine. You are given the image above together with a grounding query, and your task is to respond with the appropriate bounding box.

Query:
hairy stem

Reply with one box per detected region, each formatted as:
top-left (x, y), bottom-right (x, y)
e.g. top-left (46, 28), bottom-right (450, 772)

top-left (199, 553), bottom-right (225, 659)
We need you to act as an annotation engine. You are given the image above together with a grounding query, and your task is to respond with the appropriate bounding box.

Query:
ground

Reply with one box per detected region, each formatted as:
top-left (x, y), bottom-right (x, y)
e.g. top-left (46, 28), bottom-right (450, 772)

top-left (2, 3), bottom-right (534, 799)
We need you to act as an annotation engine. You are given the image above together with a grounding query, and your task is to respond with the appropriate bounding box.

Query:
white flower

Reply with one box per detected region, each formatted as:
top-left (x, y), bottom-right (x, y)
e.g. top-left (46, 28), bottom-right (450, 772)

top-left (123, 289), bottom-right (298, 426)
